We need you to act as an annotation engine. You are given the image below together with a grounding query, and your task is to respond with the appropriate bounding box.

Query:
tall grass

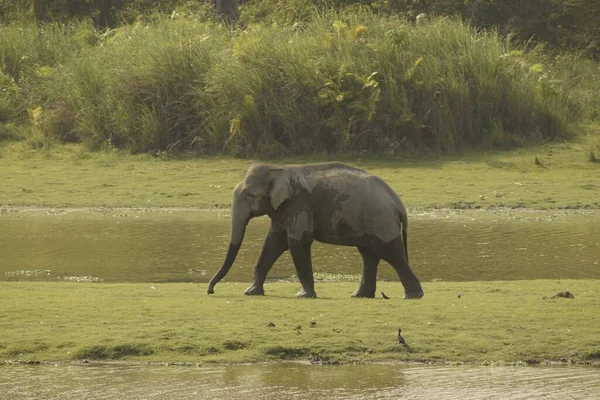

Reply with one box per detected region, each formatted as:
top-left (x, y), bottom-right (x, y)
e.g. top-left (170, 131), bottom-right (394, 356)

top-left (545, 54), bottom-right (600, 122)
top-left (1, 9), bottom-right (597, 155)
top-left (0, 19), bottom-right (96, 143)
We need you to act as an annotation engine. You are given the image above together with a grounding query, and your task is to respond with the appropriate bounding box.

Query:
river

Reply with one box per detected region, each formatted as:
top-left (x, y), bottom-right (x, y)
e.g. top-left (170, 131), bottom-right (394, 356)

top-left (1, 208), bottom-right (598, 283)
top-left (2, 363), bottom-right (600, 399)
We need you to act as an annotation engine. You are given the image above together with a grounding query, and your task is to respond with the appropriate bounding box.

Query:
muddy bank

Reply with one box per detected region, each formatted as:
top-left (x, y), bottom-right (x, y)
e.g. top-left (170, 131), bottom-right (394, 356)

top-left (2, 205), bottom-right (599, 217)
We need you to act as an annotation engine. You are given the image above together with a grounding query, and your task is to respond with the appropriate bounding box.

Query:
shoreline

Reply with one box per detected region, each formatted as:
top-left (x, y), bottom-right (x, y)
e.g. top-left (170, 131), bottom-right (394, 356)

top-left (3, 358), bottom-right (598, 367)
top-left (2, 205), bottom-right (599, 215)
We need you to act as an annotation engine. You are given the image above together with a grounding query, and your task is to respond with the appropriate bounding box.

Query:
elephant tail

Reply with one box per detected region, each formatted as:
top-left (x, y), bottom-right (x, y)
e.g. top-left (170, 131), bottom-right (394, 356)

top-left (399, 208), bottom-right (409, 263)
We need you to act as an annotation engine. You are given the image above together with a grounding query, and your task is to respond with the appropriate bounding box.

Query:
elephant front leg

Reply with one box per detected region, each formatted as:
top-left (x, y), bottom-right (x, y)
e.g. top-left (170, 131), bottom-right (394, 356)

top-left (351, 247), bottom-right (380, 298)
top-left (288, 237), bottom-right (317, 298)
top-left (244, 229), bottom-right (288, 296)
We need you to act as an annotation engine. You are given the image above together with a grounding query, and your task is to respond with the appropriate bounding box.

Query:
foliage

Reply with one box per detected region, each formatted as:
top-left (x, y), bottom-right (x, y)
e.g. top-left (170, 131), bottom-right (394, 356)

top-left (1, 11), bottom-right (589, 155)
top-left (241, 0), bottom-right (600, 58)
top-left (0, 0), bottom-right (212, 27)
top-left (1, 0), bottom-right (597, 56)
top-left (1, 5), bottom-right (599, 156)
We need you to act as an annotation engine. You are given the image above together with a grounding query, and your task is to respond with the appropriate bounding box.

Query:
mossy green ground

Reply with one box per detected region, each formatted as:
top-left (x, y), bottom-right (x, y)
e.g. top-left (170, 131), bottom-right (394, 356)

top-left (1, 280), bottom-right (598, 364)
top-left (1, 125), bottom-right (599, 210)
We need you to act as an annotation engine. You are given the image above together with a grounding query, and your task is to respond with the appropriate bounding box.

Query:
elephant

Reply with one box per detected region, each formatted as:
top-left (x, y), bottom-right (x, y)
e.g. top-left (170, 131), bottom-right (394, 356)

top-left (207, 162), bottom-right (424, 299)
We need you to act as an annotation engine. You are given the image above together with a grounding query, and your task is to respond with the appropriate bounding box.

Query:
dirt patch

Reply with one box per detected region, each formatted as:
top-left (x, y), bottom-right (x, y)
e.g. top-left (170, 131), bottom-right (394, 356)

top-left (75, 344), bottom-right (154, 360)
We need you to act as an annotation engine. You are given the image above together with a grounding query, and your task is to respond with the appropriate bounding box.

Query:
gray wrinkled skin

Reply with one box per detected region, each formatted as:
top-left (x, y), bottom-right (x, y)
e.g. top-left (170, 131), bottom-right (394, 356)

top-left (289, 165), bottom-right (402, 243)
top-left (207, 162), bottom-right (423, 299)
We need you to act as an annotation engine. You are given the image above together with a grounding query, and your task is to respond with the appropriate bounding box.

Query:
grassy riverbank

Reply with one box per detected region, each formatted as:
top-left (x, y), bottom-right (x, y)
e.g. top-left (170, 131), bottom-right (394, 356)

top-left (1, 125), bottom-right (599, 210)
top-left (1, 280), bottom-right (598, 365)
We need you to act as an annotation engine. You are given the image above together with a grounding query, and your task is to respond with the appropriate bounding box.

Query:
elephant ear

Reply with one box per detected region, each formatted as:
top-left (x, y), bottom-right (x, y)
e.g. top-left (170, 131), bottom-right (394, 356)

top-left (268, 168), bottom-right (291, 210)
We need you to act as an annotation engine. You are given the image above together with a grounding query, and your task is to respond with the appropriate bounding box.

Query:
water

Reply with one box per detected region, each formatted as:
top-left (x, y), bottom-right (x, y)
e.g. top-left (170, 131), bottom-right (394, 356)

top-left (1, 209), bottom-right (599, 283)
top-left (2, 210), bottom-right (599, 398)
top-left (1, 363), bottom-right (599, 399)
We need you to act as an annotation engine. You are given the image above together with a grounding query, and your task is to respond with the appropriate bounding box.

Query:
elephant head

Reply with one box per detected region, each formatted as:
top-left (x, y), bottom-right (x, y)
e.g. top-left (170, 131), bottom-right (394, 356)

top-left (207, 164), bottom-right (290, 294)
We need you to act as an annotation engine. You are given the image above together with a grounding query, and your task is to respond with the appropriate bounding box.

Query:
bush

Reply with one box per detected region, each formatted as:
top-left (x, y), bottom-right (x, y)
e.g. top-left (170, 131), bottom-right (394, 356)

top-left (0, 123), bottom-right (20, 142)
top-left (3, 8), bottom-right (598, 156)
top-left (0, 0), bottom-right (205, 28)
top-left (31, 11), bottom-right (575, 154)
top-left (544, 54), bottom-right (600, 121)
top-left (241, 0), bottom-right (600, 58)
top-left (2, 0), bottom-right (598, 56)
top-left (209, 12), bottom-right (575, 154)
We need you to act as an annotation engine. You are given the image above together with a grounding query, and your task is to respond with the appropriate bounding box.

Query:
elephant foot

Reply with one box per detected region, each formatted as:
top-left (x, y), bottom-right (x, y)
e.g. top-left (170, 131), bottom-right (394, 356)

top-left (351, 287), bottom-right (375, 298)
top-left (296, 289), bottom-right (317, 298)
top-left (403, 291), bottom-right (424, 300)
top-left (244, 285), bottom-right (265, 296)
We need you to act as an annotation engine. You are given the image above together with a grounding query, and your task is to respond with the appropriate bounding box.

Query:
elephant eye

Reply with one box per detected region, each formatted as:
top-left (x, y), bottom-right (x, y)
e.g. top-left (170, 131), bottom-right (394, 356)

top-left (245, 193), bottom-right (255, 200)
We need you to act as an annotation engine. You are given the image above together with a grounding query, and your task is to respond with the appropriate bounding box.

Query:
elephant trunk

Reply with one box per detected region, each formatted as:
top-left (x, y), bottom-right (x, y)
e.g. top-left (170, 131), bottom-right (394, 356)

top-left (207, 241), bottom-right (243, 294)
top-left (207, 195), bottom-right (248, 294)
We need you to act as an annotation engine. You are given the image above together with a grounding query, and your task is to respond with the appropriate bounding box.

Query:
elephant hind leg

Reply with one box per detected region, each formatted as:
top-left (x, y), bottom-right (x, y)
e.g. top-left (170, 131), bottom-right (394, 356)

top-left (351, 247), bottom-right (380, 298)
top-left (380, 237), bottom-right (423, 299)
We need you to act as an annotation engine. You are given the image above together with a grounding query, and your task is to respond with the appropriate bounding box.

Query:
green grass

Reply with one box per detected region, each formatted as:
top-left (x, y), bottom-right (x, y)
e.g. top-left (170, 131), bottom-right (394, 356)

top-left (1, 280), bottom-right (598, 364)
top-left (1, 124), bottom-right (599, 209)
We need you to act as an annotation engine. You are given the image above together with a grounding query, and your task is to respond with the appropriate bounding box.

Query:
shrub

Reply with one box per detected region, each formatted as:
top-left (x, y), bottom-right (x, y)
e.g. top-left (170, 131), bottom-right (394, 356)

top-left (241, 0), bottom-right (600, 58)
top-left (3, 8), bottom-right (595, 155)
top-left (2, 0), bottom-right (598, 56)
top-left (0, 0), bottom-right (209, 28)
top-left (199, 12), bottom-right (573, 154)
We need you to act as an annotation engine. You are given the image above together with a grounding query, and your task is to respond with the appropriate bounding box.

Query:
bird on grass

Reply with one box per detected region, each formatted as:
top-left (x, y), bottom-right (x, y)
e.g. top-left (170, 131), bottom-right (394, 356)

top-left (397, 328), bottom-right (414, 354)
top-left (381, 292), bottom-right (390, 300)
top-left (397, 328), bottom-right (407, 346)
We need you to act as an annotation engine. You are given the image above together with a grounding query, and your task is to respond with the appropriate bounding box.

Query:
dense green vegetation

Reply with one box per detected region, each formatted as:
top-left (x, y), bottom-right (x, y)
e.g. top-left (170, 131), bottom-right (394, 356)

top-left (2, 1), bottom-right (598, 58)
top-left (1, 1), bottom-right (599, 155)
top-left (1, 280), bottom-right (598, 364)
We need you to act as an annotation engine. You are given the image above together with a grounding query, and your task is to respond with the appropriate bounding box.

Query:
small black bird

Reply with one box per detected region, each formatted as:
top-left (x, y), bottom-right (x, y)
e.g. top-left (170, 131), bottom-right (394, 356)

top-left (381, 292), bottom-right (390, 300)
top-left (310, 321), bottom-right (317, 327)
top-left (397, 328), bottom-right (407, 346)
